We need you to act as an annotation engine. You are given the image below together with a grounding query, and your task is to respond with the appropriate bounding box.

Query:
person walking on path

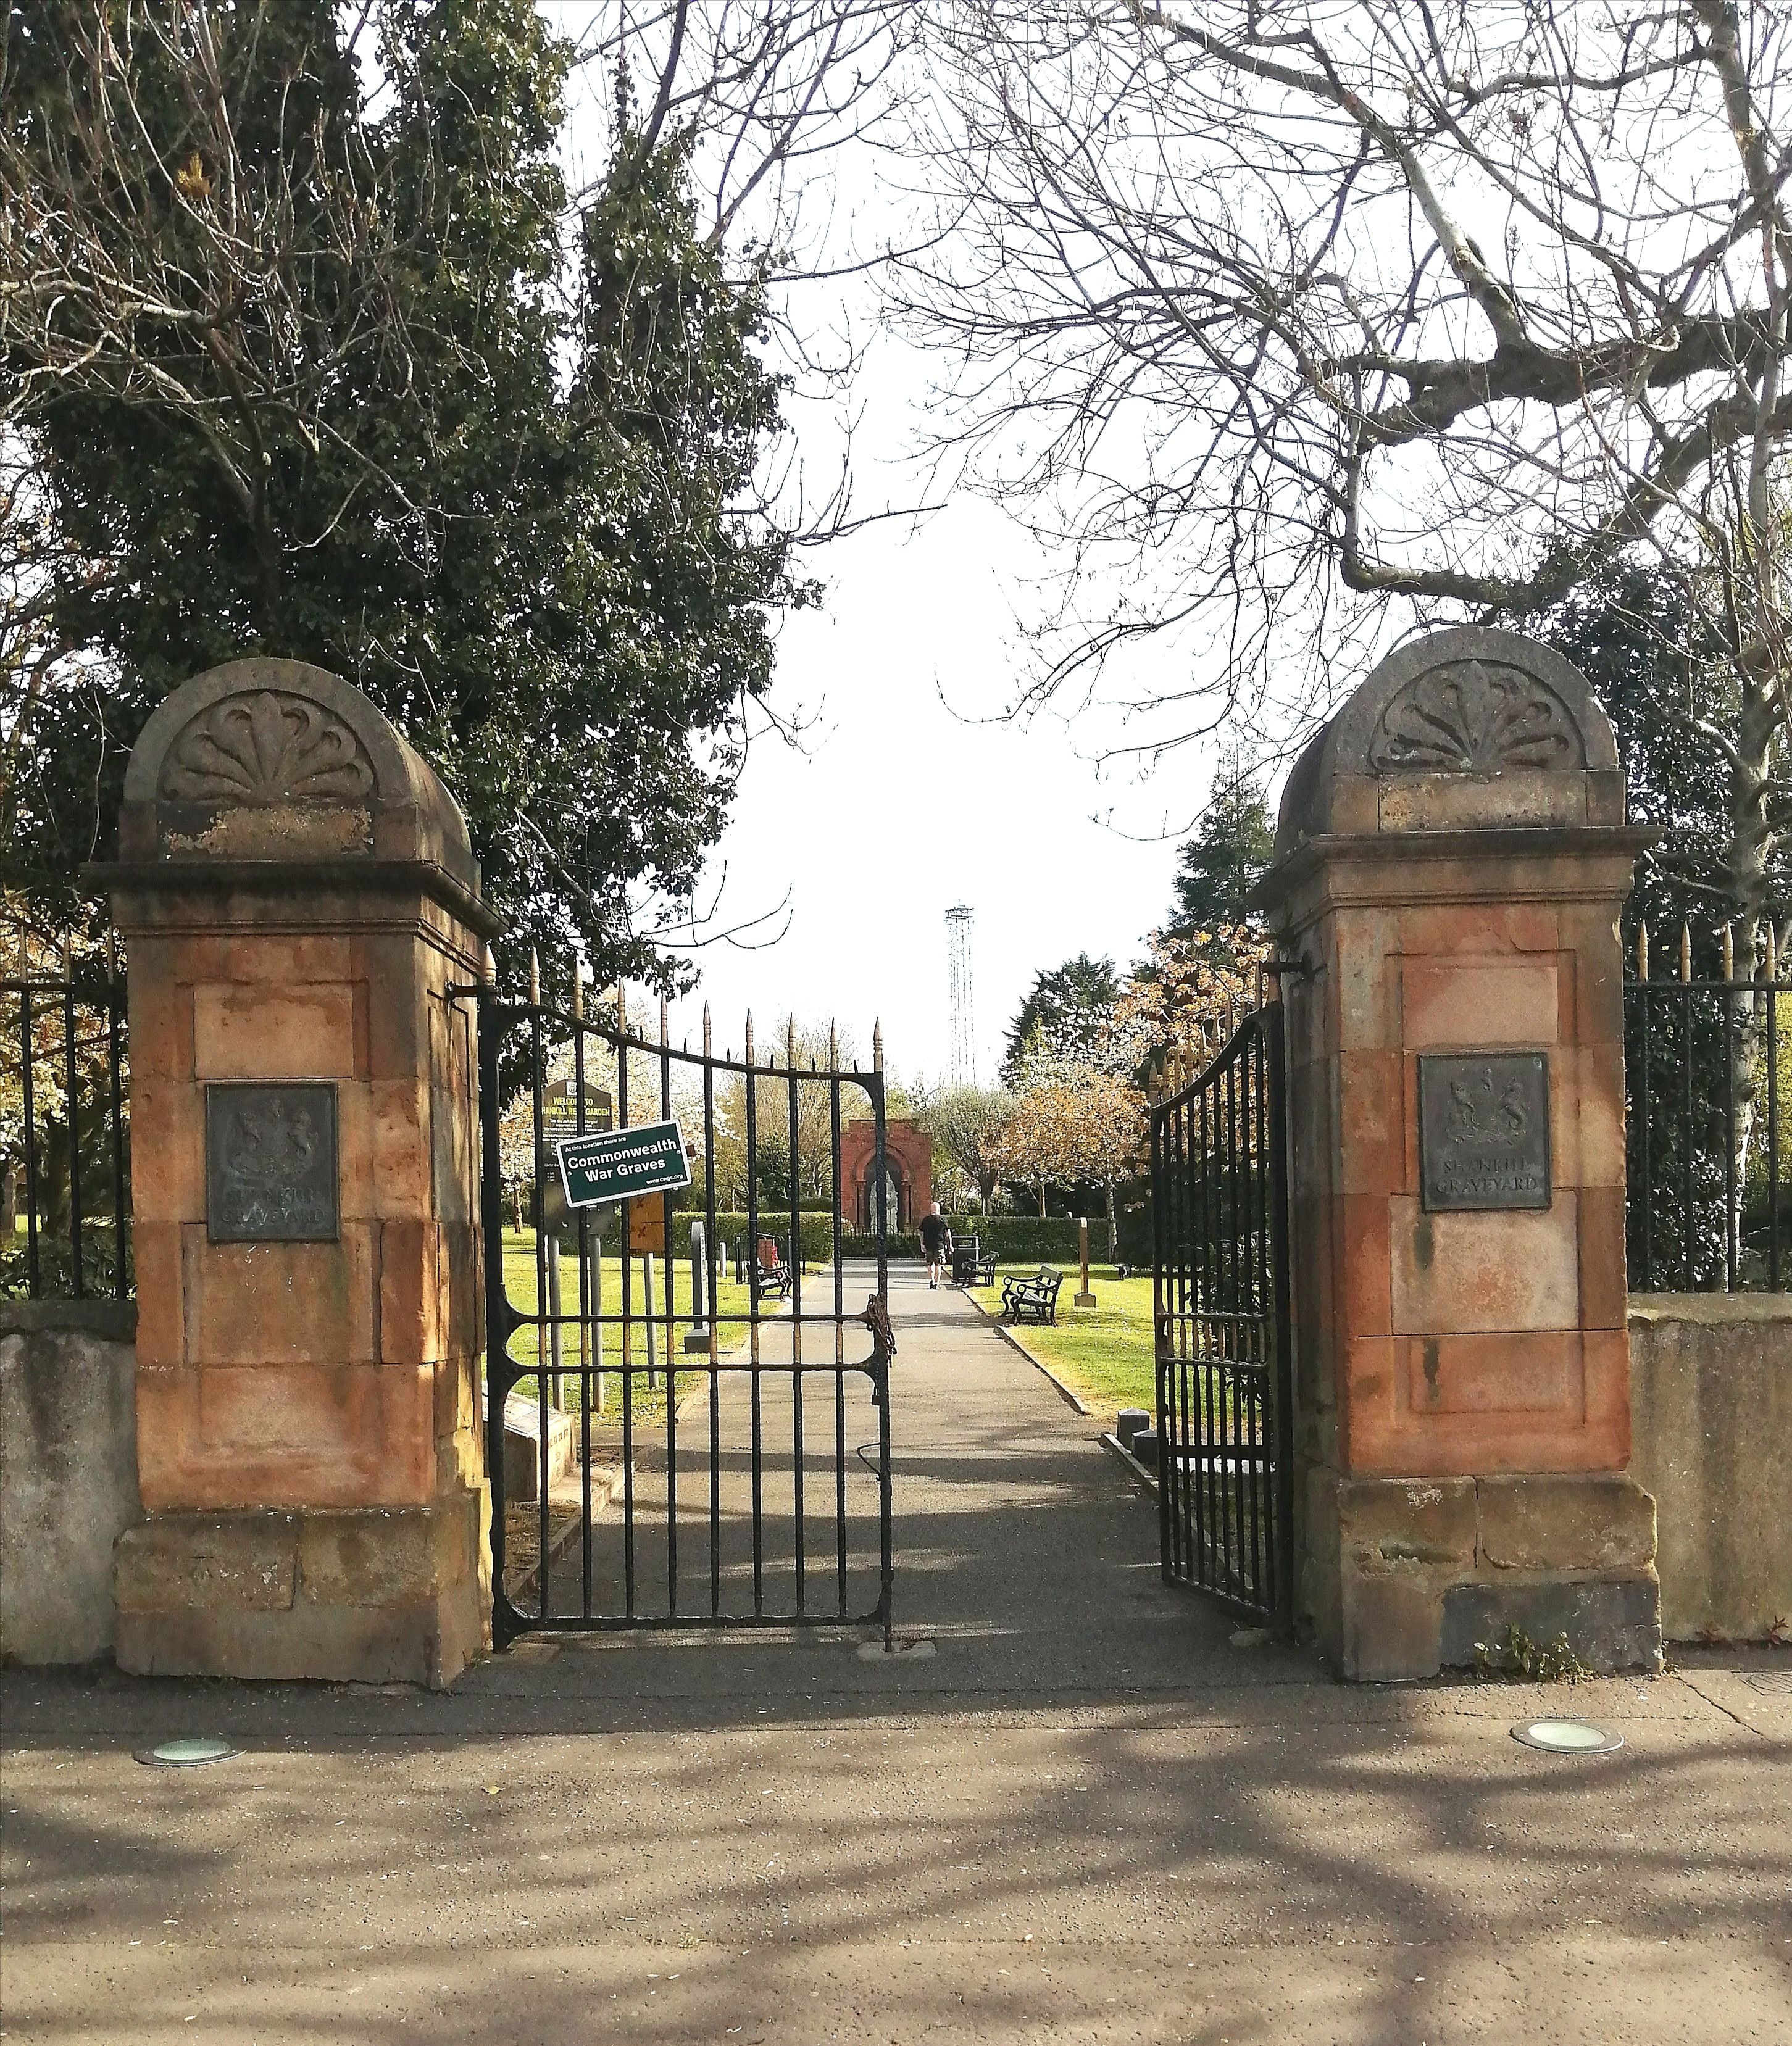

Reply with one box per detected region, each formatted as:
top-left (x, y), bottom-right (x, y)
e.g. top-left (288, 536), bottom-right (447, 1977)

top-left (919, 1202), bottom-right (952, 1289)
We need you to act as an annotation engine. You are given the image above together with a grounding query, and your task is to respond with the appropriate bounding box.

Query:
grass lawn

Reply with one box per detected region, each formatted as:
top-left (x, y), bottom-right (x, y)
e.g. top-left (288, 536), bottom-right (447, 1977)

top-left (499, 1228), bottom-right (761, 1418)
top-left (981, 1262), bottom-right (1156, 1428)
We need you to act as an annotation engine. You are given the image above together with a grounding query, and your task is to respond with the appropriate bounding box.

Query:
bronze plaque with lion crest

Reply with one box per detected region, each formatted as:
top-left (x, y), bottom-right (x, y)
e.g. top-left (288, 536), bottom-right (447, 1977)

top-left (1417, 1054), bottom-right (1551, 1213)
top-left (206, 1083), bottom-right (340, 1242)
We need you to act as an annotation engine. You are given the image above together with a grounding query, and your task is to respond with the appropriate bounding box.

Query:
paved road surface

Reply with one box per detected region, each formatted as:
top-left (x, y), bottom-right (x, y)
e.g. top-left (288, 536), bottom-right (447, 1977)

top-left (2, 1264), bottom-right (1788, 2041)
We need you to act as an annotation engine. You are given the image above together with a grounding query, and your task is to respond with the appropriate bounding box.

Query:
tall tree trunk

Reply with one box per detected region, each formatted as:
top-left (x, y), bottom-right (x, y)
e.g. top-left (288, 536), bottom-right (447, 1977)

top-left (1726, 638), bottom-right (1784, 1277)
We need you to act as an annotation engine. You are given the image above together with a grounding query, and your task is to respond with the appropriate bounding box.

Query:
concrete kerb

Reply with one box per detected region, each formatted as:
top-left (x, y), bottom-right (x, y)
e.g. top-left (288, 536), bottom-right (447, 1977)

top-left (949, 1272), bottom-right (1186, 1502)
top-left (1098, 1431), bottom-right (1159, 1497)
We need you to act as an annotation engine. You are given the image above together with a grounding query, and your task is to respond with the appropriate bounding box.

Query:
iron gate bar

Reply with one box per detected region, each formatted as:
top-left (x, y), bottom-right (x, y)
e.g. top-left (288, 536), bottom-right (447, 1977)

top-left (469, 981), bottom-right (893, 1645)
top-left (64, 976), bottom-right (81, 1292)
top-left (1150, 999), bottom-right (1293, 1628)
top-left (1773, 984), bottom-right (1781, 1290)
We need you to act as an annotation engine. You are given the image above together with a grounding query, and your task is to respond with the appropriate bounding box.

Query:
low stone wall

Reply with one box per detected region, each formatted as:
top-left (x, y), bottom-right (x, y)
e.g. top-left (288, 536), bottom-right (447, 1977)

top-left (1630, 1295), bottom-right (1792, 1643)
top-left (0, 1300), bottom-right (140, 1664)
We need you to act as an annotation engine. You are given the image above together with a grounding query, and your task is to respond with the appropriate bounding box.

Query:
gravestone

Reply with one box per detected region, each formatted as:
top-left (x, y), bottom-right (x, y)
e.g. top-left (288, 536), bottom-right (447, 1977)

top-left (1259, 626), bottom-right (1662, 1679)
top-left (101, 659), bottom-right (498, 1685)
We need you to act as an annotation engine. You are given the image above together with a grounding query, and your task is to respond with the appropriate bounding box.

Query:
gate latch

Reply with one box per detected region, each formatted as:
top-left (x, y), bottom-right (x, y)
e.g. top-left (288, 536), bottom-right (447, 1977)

top-left (861, 1292), bottom-right (897, 1359)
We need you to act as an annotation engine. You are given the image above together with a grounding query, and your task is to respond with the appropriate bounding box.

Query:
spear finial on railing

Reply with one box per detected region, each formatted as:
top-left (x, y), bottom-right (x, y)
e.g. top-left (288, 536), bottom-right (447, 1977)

top-left (744, 1010), bottom-right (755, 1065)
top-left (529, 948), bottom-right (541, 1007)
top-left (106, 929), bottom-right (118, 982)
top-left (1636, 921), bottom-right (1649, 981)
top-left (1680, 921), bottom-right (1692, 984)
top-left (1771, 924), bottom-right (1780, 983)
top-left (703, 1002), bottom-right (712, 1057)
top-left (787, 1015), bottom-right (798, 1069)
top-left (829, 1018), bottom-right (839, 1070)
top-left (616, 983), bottom-right (627, 1037)
top-left (1723, 923), bottom-right (1735, 981)
top-left (571, 963), bottom-right (583, 1021)
top-left (873, 1018), bottom-right (884, 1073)
top-left (660, 994), bottom-right (669, 1048)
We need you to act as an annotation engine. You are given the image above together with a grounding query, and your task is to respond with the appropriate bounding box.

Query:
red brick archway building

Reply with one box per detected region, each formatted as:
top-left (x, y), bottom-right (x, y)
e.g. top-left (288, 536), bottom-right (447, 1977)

top-left (839, 1118), bottom-right (932, 1232)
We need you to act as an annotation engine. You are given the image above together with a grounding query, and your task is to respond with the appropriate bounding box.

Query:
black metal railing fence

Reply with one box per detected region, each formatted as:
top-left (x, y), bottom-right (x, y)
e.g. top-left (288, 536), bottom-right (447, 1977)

top-left (1627, 920), bottom-right (1792, 1292)
top-left (0, 954), bottom-right (131, 1300)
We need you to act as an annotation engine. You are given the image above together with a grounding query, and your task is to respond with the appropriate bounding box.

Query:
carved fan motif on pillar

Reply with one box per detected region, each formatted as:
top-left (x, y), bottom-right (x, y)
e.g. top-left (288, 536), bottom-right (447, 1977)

top-left (1367, 659), bottom-right (1585, 776)
top-left (159, 692), bottom-right (375, 804)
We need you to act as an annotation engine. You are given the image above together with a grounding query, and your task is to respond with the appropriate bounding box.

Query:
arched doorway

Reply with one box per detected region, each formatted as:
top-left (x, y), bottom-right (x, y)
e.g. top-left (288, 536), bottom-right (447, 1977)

top-left (840, 1118), bottom-right (934, 1233)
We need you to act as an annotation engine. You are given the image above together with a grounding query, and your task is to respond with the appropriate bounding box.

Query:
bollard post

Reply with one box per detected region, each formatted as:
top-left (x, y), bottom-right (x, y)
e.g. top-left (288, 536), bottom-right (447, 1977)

top-left (546, 1226), bottom-right (565, 1410)
top-left (644, 1252), bottom-right (657, 1389)
top-left (1075, 1215), bottom-right (1096, 1306)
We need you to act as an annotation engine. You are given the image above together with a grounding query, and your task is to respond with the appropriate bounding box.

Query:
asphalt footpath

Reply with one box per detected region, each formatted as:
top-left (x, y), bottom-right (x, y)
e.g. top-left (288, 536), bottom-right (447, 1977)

top-left (1, 1262), bottom-right (1788, 2042)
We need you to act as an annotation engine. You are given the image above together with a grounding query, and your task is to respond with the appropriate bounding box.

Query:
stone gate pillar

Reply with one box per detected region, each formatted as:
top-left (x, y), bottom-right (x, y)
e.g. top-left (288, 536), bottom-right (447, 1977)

top-left (100, 659), bottom-right (495, 1686)
top-left (1259, 627), bottom-right (1662, 1679)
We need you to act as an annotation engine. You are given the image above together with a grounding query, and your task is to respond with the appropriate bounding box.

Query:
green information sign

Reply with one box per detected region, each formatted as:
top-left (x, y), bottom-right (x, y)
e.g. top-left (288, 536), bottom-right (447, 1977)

top-left (555, 1118), bottom-right (691, 1210)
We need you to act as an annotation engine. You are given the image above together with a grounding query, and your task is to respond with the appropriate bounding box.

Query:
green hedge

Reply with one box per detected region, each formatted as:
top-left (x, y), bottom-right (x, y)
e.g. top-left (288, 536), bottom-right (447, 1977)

top-left (535, 1211), bottom-right (1111, 1266)
top-left (840, 1234), bottom-right (922, 1261)
top-left (934, 1216), bottom-right (1091, 1261)
top-left (575, 1212), bottom-right (866, 1261)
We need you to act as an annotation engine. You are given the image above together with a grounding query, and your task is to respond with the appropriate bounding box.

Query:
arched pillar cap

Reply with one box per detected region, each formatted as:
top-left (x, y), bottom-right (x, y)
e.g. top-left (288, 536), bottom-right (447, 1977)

top-left (112, 657), bottom-right (481, 908)
top-left (1274, 626), bottom-right (1624, 859)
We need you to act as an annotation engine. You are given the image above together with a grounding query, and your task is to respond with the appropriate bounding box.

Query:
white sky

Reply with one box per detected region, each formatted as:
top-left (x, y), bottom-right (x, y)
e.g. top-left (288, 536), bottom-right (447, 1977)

top-left (661, 484), bottom-right (1193, 1089)
top-left (554, 31), bottom-right (1223, 1084)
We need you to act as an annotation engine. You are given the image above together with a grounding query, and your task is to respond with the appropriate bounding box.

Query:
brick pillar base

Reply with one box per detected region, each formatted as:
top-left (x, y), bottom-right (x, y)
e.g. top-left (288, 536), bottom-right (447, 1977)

top-left (1307, 1473), bottom-right (1659, 1681)
top-left (114, 1500), bottom-right (483, 1687)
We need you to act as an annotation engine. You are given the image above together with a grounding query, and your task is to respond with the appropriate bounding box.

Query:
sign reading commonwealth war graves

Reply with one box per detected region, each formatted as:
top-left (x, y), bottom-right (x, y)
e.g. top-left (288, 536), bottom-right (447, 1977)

top-left (556, 1118), bottom-right (691, 1211)
top-left (206, 1083), bottom-right (340, 1242)
top-left (1417, 1054), bottom-right (1551, 1213)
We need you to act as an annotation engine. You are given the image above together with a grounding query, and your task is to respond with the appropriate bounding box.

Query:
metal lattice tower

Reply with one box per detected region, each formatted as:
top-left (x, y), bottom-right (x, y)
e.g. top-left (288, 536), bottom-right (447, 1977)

top-left (946, 904), bottom-right (976, 1087)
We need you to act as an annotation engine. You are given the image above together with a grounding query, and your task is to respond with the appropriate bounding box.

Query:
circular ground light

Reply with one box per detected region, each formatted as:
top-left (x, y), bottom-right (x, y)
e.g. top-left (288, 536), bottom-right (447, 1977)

top-left (136, 1737), bottom-right (238, 1769)
top-left (1511, 1719), bottom-right (1623, 1755)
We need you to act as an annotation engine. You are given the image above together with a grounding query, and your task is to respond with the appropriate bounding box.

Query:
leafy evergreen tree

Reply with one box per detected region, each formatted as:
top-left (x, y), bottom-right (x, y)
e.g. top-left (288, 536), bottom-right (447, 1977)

top-left (1, 2), bottom-right (804, 997)
top-left (1541, 563), bottom-right (1792, 961)
top-left (1165, 780), bottom-right (1273, 942)
top-left (1001, 953), bottom-right (1120, 1083)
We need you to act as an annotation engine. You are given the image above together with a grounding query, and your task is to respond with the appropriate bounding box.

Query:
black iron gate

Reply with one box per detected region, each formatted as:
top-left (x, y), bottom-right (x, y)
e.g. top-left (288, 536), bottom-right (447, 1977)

top-left (472, 974), bottom-right (893, 1645)
top-left (1149, 999), bottom-right (1294, 1624)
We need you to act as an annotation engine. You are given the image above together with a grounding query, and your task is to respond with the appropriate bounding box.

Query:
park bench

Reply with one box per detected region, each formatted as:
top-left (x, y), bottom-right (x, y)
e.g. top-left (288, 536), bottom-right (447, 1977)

top-left (1002, 1266), bottom-right (1063, 1325)
top-left (971, 1248), bottom-right (998, 1287)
